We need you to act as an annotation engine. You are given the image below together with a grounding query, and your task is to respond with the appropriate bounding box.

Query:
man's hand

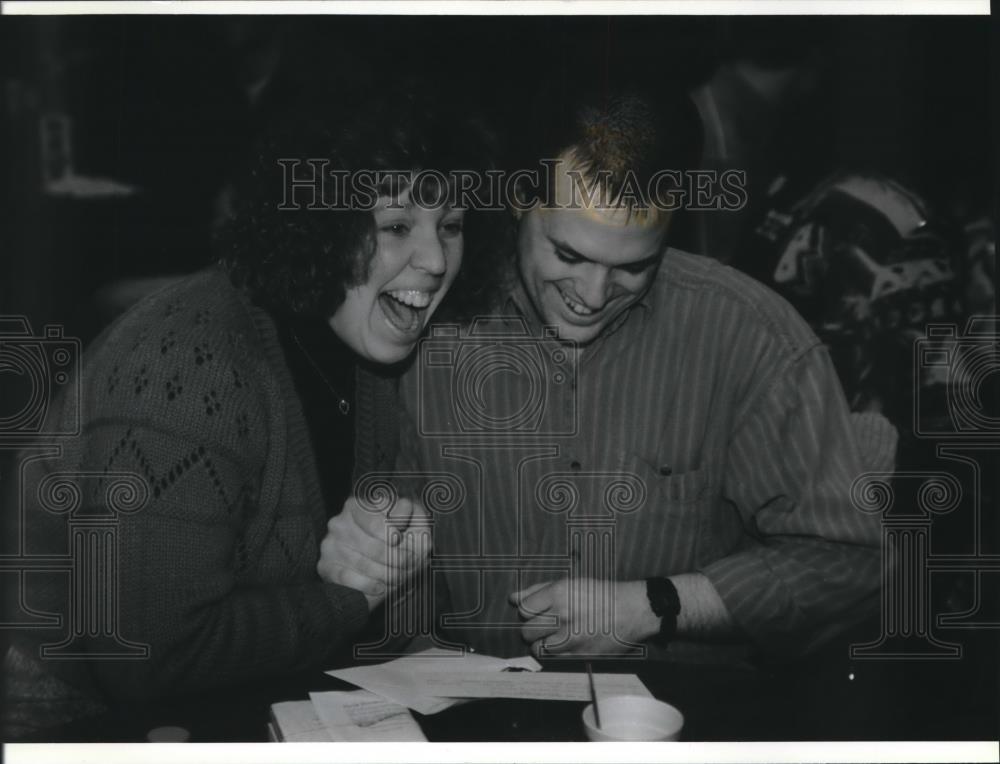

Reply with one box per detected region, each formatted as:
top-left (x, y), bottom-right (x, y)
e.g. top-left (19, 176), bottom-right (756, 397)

top-left (509, 578), bottom-right (660, 657)
top-left (317, 496), bottom-right (432, 612)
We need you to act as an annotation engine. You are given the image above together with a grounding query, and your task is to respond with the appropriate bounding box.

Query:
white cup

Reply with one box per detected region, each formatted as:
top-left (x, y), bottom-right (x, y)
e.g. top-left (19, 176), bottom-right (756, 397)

top-left (582, 694), bottom-right (684, 742)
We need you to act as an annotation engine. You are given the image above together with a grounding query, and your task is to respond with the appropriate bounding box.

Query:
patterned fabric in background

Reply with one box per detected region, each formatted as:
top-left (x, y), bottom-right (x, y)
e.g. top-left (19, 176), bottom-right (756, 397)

top-left (744, 172), bottom-right (996, 435)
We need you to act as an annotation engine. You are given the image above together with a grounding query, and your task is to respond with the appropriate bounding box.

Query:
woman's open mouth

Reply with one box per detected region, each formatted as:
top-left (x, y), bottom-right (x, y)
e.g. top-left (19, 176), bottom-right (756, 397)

top-left (379, 289), bottom-right (434, 335)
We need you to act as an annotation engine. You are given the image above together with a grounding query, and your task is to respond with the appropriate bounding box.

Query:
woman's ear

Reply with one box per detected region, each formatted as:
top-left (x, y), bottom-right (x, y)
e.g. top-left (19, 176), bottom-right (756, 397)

top-left (509, 176), bottom-right (535, 219)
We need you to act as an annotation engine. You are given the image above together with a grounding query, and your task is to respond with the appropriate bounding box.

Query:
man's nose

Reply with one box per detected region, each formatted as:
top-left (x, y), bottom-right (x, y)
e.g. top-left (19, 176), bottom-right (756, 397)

top-left (577, 265), bottom-right (611, 308)
top-left (410, 229), bottom-right (447, 275)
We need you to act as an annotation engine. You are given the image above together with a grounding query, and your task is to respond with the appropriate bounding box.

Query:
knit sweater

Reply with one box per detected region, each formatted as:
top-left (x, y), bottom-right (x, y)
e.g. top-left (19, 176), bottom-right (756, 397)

top-left (9, 268), bottom-right (399, 714)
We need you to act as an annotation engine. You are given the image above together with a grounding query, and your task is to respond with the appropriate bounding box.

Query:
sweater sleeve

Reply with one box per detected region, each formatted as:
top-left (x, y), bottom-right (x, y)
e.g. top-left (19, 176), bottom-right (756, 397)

top-left (72, 422), bottom-right (369, 701)
top-left (698, 344), bottom-right (886, 657)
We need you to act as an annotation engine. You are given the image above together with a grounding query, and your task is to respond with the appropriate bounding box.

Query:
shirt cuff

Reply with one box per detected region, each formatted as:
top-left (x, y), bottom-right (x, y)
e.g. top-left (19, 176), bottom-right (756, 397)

top-left (698, 550), bottom-right (802, 652)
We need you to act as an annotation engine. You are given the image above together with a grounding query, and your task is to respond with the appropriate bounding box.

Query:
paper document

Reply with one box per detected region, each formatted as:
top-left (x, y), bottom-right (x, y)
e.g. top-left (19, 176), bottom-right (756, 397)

top-left (309, 690), bottom-right (427, 741)
top-left (269, 700), bottom-right (336, 742)
top-left (421, 670), bottom-right (652, 701)
top-left (327, 648), bottom-right (541, 715)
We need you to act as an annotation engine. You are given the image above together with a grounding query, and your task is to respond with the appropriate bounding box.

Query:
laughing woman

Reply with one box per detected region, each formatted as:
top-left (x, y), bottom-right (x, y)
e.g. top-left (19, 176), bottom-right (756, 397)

top-left (3, 87), bottom-right (504, 736)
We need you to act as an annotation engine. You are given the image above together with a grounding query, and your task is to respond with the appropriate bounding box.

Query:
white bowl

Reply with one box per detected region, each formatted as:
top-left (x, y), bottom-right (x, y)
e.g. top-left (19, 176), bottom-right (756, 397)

top-left (582, 694), bottom-right (684, 742)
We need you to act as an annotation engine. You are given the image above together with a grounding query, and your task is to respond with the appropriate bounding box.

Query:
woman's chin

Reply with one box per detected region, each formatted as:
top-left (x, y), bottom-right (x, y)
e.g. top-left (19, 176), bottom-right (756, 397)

top-left (329, 316), bottom-right (426, 366)
top-left (359, 334), bottom-right (421, 366)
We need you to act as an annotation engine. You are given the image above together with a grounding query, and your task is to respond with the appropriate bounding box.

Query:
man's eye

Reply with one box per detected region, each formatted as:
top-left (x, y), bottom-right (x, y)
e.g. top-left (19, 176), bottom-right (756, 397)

top-left (619, 262), bottom-right (652, 275)
top-left (619, 258), bottom-right (658, 275)
top-left (555, 249), bottom-right (583, 265)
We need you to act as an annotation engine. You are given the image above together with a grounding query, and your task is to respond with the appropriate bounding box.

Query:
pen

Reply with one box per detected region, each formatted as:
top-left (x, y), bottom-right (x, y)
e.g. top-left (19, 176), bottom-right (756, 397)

top-left (587, 661), bottom-right (602, 729)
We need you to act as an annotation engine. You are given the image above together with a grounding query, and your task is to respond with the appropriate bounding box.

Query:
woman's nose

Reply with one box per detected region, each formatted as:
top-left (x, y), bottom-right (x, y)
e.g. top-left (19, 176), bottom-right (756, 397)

top-left (410, 230), bottom-right (447, 275)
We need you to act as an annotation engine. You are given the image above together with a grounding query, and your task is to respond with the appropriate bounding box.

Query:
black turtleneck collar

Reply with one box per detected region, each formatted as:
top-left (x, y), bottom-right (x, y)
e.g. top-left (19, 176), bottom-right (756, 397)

top-left (270, 310), bottom-right (357, 518)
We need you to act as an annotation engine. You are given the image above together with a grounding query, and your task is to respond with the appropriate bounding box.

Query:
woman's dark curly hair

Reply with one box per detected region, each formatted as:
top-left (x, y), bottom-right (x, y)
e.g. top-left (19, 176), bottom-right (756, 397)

top-left (217, 80), bottom-right (513, 321)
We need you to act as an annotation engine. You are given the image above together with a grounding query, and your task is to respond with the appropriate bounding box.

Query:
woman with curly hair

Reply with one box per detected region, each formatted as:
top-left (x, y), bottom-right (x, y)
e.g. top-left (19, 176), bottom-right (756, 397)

top-left (3, 84), bottom-right (507, 736)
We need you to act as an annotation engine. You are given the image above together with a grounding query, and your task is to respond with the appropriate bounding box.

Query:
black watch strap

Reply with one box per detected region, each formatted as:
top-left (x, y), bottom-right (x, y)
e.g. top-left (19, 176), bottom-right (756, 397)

top-left (645, 577), bottom-right (681, 646)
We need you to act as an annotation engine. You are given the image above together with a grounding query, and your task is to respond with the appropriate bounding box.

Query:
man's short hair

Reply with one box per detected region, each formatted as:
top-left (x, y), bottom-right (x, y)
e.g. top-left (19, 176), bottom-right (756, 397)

top-left (510, 85), bottom-right (704, 220)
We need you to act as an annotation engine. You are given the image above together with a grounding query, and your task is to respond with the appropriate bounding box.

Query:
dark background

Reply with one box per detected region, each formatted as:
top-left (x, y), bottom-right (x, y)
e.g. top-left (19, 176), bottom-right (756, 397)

top-left (0, 16), bottom-right (993, 341)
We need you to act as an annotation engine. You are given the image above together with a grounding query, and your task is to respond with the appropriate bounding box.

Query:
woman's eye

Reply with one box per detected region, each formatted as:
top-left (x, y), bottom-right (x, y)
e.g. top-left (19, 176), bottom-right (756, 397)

top-left (380, 223), bottom-right (410, 236)
top-left (440, 221), bottom-right (464, 236)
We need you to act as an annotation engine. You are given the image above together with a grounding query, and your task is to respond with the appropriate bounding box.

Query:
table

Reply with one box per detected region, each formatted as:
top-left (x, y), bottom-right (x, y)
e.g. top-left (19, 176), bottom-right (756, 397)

top-left (17, 629), bottom-right (999, 742)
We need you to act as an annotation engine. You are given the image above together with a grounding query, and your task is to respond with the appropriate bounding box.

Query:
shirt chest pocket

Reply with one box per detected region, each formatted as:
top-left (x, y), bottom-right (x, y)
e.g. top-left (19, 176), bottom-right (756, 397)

top-left (612, 453), bottom-right (716, 578)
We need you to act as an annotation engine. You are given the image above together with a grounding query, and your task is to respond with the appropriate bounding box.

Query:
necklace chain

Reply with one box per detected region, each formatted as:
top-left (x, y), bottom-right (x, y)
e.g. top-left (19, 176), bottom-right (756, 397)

top-left (290, 330), bottom-right (351, 416)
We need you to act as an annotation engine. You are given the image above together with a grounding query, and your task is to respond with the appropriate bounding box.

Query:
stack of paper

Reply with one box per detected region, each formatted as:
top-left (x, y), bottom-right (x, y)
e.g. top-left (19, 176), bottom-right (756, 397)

top-left (327, 647), bottom-right (543, 714)
top-left (270, 648), bottom-right (653, 740)
top-left (268, 690), bottom-right (427, 742)
top-left (326, 647), bottom-right (651, 714)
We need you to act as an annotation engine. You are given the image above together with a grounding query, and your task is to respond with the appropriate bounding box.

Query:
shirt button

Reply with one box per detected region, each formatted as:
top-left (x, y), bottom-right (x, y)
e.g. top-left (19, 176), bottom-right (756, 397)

top-left (570, 461), bottom-right (581, 471)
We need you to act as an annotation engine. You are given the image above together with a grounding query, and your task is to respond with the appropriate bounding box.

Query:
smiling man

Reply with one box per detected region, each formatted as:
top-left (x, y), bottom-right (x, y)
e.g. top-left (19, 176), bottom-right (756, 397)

top-left (514, 152), bottom-right (669, 347)
top-left (396, 87), bottom-right (891, 662)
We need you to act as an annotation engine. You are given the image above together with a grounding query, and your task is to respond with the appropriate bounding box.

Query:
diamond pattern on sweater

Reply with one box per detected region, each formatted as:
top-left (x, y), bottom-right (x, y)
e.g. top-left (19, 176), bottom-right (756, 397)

top-left (193, 343), bottom-right (215, 367)
top-left (165, 372), bottom-right (184, 401)
top-left (159, 331), bottom-right (177, 356)
top-left (202, 389), bottom-right (221, 416)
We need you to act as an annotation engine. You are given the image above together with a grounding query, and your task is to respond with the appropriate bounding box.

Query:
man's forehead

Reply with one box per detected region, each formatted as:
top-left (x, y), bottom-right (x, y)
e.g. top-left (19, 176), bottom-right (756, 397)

top-left (535, 204), bottom-right (669, 267)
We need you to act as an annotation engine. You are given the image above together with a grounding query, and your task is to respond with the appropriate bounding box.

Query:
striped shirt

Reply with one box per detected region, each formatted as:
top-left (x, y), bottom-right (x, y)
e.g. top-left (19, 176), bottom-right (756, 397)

top-left (398, 249), bottom-right (887, 659)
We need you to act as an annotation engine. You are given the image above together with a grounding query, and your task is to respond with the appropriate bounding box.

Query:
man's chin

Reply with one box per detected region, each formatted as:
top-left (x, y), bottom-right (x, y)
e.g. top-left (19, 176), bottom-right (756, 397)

top-left (545, 316), bottom-right (604, 346)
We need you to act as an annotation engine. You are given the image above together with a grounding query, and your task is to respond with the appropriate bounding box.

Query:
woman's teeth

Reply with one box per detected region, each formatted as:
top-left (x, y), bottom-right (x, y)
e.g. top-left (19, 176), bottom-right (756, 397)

top-left (385, 289), bottom-right (432, 308)
top-left (560, 290), bottom-right (596, 316)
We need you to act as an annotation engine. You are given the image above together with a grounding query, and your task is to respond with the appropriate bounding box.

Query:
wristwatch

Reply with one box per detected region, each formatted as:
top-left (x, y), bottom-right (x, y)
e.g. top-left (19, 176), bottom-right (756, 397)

top-left (645, 577), bottom-right (681, 646)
